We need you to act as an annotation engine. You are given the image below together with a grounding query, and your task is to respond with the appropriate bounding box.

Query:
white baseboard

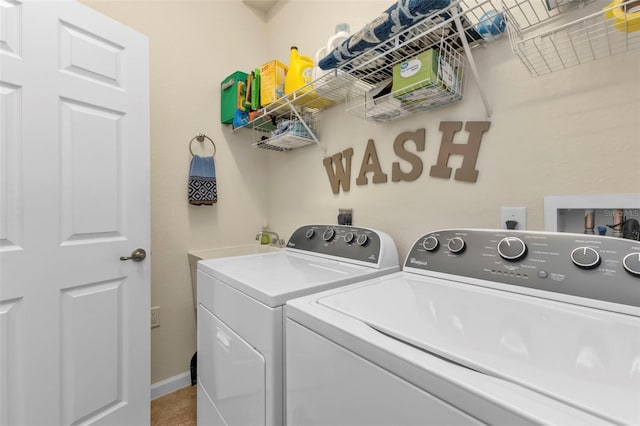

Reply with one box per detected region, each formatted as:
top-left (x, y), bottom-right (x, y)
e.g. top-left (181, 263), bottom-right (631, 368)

top-left (151, 370), bottom-right (192, 400)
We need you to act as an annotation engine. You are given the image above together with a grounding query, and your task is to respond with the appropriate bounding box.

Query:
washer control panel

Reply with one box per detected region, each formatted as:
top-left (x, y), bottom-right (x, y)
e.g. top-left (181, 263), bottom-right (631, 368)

top-left (287, 225), bottom-right (384, 265)
top-left (405, 229), bottom-right (640, 307)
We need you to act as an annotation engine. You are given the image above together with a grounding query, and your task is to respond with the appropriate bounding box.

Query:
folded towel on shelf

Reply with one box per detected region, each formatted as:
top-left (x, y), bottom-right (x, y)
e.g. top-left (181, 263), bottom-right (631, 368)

top-left (318, 0), bottom-right (451, 71)
top-left (188, 155), bottom-right (217, 205)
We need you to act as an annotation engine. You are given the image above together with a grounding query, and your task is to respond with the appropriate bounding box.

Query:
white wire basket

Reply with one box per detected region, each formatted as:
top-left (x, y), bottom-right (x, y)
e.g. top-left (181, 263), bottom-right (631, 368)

top-left (251, 111), bottom-right (320, 152)
top-left (345, 39), bottom-right (466, 123)
top-left (507, 0), bottom-right (640, 76)
top-left (501, 0), bottom-right (599, 30)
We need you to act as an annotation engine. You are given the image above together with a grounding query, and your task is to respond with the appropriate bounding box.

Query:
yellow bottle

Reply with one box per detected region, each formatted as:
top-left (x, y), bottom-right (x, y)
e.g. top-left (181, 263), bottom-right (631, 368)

top-left (604, 0), bottom-right (640, 33)
top-left (284, 46), bottom-right (332, 109)
top-left (285, 46), bottom-right (314, 95)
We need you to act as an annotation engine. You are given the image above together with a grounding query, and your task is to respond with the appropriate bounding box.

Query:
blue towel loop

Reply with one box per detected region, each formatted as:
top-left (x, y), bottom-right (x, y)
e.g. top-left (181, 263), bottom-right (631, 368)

top-left (189, 133), bottom-right (216, 158)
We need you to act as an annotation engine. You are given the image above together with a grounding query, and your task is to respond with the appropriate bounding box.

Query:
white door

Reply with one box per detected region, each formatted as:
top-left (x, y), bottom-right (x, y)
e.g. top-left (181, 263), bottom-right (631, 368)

top-left (0, 1), bottom-right (150, 425)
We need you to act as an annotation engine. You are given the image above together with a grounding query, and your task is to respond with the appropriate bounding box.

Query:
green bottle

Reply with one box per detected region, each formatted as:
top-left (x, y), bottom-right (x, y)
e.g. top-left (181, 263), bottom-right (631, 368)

top-left (251, 68), bottom-right (260, 110)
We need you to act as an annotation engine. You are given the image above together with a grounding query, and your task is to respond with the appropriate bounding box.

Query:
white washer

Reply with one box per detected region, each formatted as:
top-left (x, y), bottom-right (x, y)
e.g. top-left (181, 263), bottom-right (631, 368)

top-left (196, 224), bottom-right (399, 426)
top-left (286, 229), bottom-right (640, 425)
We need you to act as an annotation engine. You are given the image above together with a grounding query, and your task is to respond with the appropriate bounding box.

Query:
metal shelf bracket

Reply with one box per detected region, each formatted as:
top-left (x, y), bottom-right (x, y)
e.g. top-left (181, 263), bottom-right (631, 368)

top-left (453, 14), bottom-right (493, 118)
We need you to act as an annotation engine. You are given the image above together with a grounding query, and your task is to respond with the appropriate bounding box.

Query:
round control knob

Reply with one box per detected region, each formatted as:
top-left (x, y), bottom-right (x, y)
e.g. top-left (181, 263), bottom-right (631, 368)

top-left (322, 228), bottom-right (335, 242)
top-left (447, 237), bottom-right (465, 254)
top-left (422, 236), bottom-right (439, 251)
top-left (623, 253), bottom-right (640, 276)
top-left (570, 247), bottom-right (601, 269)
top-left (344, 232), bottom-right (355, 244)
top-left (356, 234), bottom-right (369, 246)
top-left (497, 237), bottom-right (527, 261)
top-left (305, 229), bottom-right (315, 239)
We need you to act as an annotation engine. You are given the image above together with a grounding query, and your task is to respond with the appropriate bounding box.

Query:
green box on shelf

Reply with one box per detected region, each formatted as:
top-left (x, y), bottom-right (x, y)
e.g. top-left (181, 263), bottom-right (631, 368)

top-left (392, 49), bottom-right (442, 105)
top-left (220, 71), bottom-right (248, 124)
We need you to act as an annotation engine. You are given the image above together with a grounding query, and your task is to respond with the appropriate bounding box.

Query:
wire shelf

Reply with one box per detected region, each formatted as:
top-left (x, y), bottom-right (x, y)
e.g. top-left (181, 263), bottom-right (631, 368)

top-left (251, 111), bottom-right (319, 152)
top-left (502, 0), bottom-right (598, 30)
top-left (330, 0), bottom-right (498, 87)
top-left (240, 0), bottom-right (575, 125)
top-left (508, 0), bottom-right (640, 76)
top-left (346, 39), bottom-right (466, 123)
top-left (236, 0), bottom-right (627, 147)
top-left (252, 134), bottom-right (315, 152)
top-left (327, 0), bottom-right (590, 85)
top-left (240, 0), bottom-right (514, 131)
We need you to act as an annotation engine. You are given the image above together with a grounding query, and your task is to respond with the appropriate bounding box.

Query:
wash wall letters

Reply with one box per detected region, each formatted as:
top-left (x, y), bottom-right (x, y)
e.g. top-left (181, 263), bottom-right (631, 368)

top-left (323, 121), bottom-right (491, 194)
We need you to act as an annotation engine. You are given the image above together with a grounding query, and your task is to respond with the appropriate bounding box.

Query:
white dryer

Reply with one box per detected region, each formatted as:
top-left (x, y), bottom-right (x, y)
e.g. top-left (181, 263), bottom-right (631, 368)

top-left (196, 224), bottom-right (399, 426)
top-left (286, 229), bottom-right (640, 425)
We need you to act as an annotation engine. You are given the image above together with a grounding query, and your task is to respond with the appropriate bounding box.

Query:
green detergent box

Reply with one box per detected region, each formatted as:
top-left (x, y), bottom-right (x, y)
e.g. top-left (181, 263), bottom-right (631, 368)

top-left (220, 71), bottom-right (248, 124)
top-left (392, 49), bottom-right (441, 104)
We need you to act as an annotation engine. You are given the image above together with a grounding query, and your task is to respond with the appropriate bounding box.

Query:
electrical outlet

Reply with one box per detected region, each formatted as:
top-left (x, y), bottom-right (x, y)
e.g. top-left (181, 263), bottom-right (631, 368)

top-left (338, 208), bottom-right (353, 225)
top-left (150, 306), bottom-right (160, 328)
top-left (501, 207), bottom-right (527, 230)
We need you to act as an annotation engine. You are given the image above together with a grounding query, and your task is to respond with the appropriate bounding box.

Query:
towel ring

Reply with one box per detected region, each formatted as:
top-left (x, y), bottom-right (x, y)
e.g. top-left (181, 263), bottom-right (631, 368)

top-left (189, 133), bottom-right (216, 157)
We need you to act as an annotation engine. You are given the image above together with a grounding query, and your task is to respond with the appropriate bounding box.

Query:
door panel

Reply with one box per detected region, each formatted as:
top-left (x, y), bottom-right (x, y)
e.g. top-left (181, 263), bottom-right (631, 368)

top-left (0, 1), bottom-right (150, 424)
top-left (60, 280), bottom-right (123, 425)
top-left (0, 0), bottom-right (22, 58)
top-left (0, 3), bottom-right (26, 424)
top-left (59, 98), bottom-right (125, 243)
top-left (0, 298), bottom-right (24, 425)
top-left (0, 82), bottom-right (23, 251)
top-left (58, 20), bottom-right (124, 87)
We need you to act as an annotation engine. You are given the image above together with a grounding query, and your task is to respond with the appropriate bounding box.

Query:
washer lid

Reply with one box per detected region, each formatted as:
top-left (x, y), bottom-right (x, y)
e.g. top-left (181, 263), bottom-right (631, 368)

top-left (198, 251), bottom-right (396, 307)
top-left (317, 275), bottom-right (640, 425)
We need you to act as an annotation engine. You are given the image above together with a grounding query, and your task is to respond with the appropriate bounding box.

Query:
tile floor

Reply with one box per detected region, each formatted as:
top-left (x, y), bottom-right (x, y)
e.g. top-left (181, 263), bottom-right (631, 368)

top-left (151, 385), bottom-right (197, 425)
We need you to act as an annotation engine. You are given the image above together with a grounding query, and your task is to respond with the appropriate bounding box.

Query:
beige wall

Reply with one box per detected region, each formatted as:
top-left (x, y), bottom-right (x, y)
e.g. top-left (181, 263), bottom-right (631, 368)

top-left (83, 0), bottom-right (640, 384)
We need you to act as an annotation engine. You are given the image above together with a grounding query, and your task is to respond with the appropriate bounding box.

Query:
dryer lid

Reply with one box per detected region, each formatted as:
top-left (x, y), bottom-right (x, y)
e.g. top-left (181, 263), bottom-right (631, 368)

top-left (317, 274), bottom-right (640, 425)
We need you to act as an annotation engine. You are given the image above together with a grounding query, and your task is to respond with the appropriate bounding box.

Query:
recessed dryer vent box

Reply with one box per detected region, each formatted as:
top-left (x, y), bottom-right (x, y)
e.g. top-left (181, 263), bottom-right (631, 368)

top-left (544, 193), bottom-right (640, 236)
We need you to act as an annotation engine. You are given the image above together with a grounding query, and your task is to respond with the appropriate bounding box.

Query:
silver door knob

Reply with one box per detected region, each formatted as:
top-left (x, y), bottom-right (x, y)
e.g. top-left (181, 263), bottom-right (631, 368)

top-left (120, 248), bottom-right (147, 262)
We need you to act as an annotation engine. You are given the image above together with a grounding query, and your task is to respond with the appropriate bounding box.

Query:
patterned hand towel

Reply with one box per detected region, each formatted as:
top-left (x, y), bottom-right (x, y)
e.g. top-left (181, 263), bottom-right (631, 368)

top-left (188, 155), bottom-right (217, 205)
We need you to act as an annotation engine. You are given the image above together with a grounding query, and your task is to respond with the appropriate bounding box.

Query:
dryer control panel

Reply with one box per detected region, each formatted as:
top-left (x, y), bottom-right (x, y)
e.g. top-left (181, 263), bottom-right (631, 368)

top-left (405, 229), bottom-right (640, 307)
top-left (287, 225), bottom-right (395, 267)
